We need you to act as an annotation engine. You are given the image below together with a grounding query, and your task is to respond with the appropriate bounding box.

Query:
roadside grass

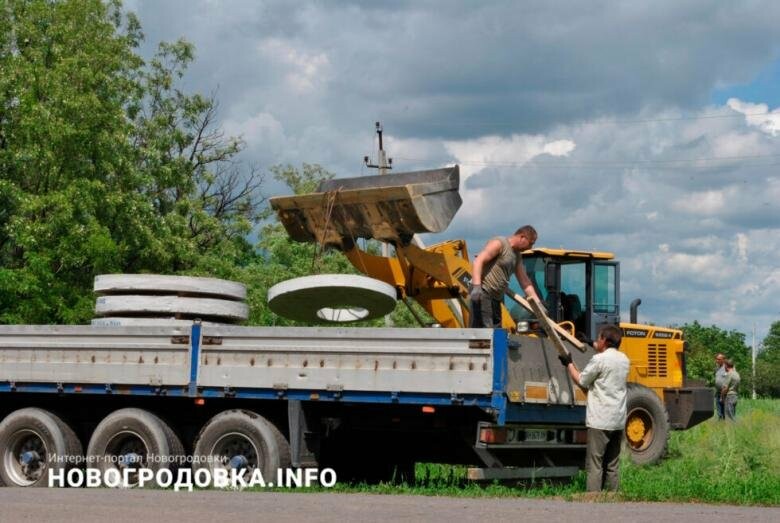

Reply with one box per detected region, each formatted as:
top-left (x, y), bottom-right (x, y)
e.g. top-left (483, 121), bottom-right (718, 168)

top-left (277, 399), bottom-right (779, 505)
top-left (619, 398), bottom-right (780, 505)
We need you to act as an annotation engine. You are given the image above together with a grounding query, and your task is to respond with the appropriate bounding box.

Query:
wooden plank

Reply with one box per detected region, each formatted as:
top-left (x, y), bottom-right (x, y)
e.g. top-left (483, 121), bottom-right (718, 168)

top-left (525, 295), bottom-right (570, 358)
top-left (504, 291), bottom-right (586, 352)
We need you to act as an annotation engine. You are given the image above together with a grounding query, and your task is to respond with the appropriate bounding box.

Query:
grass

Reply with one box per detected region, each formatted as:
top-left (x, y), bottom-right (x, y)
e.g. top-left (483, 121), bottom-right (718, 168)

top-left (274, 399), bottom-right (780, 505)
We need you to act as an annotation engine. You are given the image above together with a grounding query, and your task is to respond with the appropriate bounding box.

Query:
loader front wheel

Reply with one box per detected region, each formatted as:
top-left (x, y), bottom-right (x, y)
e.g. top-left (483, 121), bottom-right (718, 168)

top-left (625, 383), bottom-right (669, 465)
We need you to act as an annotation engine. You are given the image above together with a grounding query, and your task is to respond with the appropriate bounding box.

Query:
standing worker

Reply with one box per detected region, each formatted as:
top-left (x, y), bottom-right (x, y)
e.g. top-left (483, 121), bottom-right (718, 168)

top-left (714, 353), bottom-right (727, 420)
top-left (558, 325), bottom-right (630, 492)
top-left (722, 359), bottom-right (740, 421)
top-left (469, 225), bottom-right (540, 328)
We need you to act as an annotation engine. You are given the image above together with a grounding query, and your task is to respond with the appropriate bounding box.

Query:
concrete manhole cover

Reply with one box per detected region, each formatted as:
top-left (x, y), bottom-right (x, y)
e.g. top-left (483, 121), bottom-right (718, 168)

top-left (267, 275), bottom-right (397, 323)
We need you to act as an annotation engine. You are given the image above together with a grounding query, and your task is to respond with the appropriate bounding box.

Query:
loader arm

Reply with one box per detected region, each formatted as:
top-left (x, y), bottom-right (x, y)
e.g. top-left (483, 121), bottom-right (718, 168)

top-left (269, 165), bottom-right (515, 329)
top-left (343, 239), bottom-right (515, 329)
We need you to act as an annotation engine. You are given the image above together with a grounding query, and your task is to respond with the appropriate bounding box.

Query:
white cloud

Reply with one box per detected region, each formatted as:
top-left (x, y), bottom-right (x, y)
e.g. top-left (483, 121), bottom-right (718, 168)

top-left (127, 1), bottom-right (780, 341)
top-left (443, 135), bottom-right (576, 180)
top-left (258, 38), bottom-right (330, 93)
top-left (672, 188), bottom-right (725, 215)
top-left (728, 98), bottom-right (780, 136)
top-left (735, 233), bottom-right (749, 264)
top-left (224, 111), bottom-right (286, 146)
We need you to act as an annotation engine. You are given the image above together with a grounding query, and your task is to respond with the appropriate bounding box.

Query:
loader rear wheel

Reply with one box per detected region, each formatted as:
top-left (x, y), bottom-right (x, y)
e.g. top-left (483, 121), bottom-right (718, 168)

top-left (625, 383), bottom-right (669, 465)
top-left (0, 408), bottom-right (82, 487)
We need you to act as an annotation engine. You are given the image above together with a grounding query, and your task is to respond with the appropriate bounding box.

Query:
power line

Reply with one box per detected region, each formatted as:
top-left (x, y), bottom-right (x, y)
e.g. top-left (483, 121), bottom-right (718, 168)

top-left (394, 152), bottom-right (780, 169)
top-left (388, 111), bottom-right (777, 128)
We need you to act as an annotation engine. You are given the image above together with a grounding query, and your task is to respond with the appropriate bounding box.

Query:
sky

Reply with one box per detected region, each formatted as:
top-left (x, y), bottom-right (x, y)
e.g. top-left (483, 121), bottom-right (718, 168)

top-left (125, 0), bottom-right (780, 344)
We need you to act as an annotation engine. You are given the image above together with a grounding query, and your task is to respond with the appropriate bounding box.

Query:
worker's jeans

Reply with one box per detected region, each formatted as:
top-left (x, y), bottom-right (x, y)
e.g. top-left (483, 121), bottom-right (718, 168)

top-left (586, 427), bottom-right (623, 492)
top-left (470, 292), bottom-right (502, 328)
top-left (725, 395), bottom-right (737, 421)
top-left (716, 393), bottom-right (725, 420)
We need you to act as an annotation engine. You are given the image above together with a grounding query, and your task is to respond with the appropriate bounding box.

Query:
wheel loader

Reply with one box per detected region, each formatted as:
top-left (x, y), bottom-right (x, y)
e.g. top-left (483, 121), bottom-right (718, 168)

top-left (270, 165), bottom-right (713, 465)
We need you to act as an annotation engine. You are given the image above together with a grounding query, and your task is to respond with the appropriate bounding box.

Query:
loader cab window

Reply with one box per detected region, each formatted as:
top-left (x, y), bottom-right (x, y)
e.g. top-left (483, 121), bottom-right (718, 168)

top-left (593, 263), bottom-right (617, 314)
top-left (508, 257), bottom-right (547, 321)
top-left (560, 262), bottom-right (586, 331)
top-left (521, 256), bottom-right (548, 301)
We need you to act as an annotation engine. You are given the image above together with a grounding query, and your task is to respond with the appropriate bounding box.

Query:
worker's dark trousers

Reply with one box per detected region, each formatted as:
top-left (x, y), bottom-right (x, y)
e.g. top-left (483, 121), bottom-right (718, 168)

top-left (470, 293), bottom-right (502, 328)
top-left (586, 428), bottom-right (623, 492)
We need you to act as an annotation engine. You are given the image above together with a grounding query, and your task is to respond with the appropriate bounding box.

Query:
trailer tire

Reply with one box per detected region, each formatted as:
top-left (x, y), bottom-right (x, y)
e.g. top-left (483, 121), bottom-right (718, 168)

top-left (0, 408), bottom-right (82, 487)
top-left (625, 383), bottom-right (669, 465)
top-left (193, 410), bottom-right (291, 482)
top-left (86, 408), bottom-right (184, 486)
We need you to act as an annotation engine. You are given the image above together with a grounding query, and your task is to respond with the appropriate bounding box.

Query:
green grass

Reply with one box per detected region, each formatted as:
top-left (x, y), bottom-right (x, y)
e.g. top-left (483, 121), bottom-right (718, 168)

top-left (619, 398), bottom-right (780, 505)
top-left (274, 399), bottom-right (780, 505)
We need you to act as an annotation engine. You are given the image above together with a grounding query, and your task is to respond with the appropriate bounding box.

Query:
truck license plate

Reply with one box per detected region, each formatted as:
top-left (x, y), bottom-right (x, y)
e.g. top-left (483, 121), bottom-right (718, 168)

top-left (525, 429), bottom-right (548, 442)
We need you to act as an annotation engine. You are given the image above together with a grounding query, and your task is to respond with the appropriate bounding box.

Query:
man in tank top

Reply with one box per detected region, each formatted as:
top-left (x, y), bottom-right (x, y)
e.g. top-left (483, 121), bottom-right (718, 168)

top-left (469, 225), bottom-right (540, 328)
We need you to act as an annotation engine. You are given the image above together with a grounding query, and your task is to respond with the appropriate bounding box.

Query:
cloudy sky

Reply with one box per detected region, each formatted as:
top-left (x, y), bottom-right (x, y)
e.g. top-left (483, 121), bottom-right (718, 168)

top-left (126, 0), bottom-right (780, 343)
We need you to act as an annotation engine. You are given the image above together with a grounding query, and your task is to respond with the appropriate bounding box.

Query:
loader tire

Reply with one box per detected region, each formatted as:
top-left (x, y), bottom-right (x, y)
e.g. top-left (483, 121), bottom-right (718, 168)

top-left (625, 383), bottom-right (669, 465)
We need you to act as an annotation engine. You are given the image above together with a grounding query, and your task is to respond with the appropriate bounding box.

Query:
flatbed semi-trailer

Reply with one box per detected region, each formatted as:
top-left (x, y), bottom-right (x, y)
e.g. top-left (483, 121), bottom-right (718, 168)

top-left (0, 322), bottom-right (590, 487)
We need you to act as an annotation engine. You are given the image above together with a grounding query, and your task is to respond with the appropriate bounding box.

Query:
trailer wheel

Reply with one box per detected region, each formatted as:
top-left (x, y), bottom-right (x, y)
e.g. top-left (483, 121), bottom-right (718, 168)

top-left (193, 410), bottom-right (291, 483)
top-left (625, 383), bottom-right (669, 465)
top-left (0, 408), bottom-right (82, 487)
top-left (86, 408), bottom-right (184, 486)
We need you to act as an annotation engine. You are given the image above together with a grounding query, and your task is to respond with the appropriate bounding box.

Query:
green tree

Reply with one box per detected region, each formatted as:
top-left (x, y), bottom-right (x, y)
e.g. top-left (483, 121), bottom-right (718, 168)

top-left (0, 0), bottom-right (265, 323)
top-left (132, 39), bottom-right (266, 273)
top-left (0, 0), bottom-right (150, 322)
top-left (755, 321), bottom-right (780, 398)
top-left (682, 321), bottom-right (752, 396)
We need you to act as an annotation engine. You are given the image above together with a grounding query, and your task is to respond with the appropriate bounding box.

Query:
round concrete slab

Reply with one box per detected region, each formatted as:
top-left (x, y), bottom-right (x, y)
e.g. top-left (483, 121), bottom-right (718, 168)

top-left (95, 295), bottom-right (249, 320)
top-left (267, 274), bottom-right (397, 323)
top-left (94, 274), bottom-right (246, 301)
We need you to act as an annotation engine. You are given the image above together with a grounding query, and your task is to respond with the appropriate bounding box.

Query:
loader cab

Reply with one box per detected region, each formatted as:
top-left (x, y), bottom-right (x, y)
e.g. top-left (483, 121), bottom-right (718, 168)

top-left (508, 248), bottom-right (620, 339)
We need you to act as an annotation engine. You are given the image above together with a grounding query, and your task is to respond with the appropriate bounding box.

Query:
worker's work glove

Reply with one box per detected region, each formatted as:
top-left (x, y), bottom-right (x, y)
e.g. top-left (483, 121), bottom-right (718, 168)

top-left (469, 283), bottom-right (482, 302)
top-left (558, 352), bottom-right (573, 367)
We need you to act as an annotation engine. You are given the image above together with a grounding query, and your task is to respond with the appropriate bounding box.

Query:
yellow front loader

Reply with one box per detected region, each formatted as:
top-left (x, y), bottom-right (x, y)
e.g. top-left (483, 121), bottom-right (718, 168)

top-left (270, 165), bottom-right (713, 464)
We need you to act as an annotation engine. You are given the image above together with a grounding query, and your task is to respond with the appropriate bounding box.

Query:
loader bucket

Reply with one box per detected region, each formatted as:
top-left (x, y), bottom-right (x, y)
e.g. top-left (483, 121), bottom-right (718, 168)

top-left (270, 166), bottom-right (461, 248)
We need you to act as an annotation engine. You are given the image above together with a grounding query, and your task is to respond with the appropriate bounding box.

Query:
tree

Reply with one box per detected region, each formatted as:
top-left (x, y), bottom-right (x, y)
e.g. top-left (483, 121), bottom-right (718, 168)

top-left (131, 39), bottom-right (266, 272)
top-left (0, 0), bottom-right (266, 324)
top-left (682, 321), bottom-right (752, 396)
top-left (755, 321), bottom-right (780, 398)
top-left (0, 0), bottom-right (150, 322)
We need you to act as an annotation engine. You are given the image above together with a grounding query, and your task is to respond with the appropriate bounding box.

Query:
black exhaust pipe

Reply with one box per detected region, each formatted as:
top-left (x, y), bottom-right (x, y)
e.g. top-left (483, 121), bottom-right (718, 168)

top-left (630, 298), bottom-right (641, 324)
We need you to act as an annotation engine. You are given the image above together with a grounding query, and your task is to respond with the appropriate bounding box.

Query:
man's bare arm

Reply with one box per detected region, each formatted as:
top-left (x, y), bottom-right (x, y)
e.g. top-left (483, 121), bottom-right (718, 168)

top-left (472, 239), bottom-right (502, 285)
top-left (516, 263), bottom-right (540, 301)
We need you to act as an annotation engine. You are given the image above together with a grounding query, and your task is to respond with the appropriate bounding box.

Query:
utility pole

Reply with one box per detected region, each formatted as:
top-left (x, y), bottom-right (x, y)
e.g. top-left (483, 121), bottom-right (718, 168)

top-left (364, 121), bottom-right (393, 176)
top-left (364, 122), bottom-right (393, 258)
top-left (752, 323), bottom-right (757, 400)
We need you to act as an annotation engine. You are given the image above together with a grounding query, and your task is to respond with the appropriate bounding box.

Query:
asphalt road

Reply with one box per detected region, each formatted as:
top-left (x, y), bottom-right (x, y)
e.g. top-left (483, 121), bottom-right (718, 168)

top-left (1, 488), bottom-right (778, 523)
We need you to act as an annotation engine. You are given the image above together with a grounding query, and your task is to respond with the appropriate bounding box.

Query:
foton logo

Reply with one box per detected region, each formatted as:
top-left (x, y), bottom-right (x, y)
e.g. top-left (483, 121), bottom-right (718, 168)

top-left (623, 329), bottom-right (648, 338)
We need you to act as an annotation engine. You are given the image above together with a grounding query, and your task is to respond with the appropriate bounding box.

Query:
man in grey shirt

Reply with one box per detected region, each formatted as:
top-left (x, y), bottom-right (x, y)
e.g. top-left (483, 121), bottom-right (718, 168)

top-left (714, 353), bottom-right (727, 420)
top-left (559, 325), bottom-right (630, 492)
top-left (722, 359), bottom-right (740, 421)
top-left (469, 225), bottom-right (540, 328)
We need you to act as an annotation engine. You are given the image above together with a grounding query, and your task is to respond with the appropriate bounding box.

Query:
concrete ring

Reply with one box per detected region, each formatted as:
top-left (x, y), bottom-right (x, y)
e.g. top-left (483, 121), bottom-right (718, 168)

top-left (267, 275), bottom-right (397, 323)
